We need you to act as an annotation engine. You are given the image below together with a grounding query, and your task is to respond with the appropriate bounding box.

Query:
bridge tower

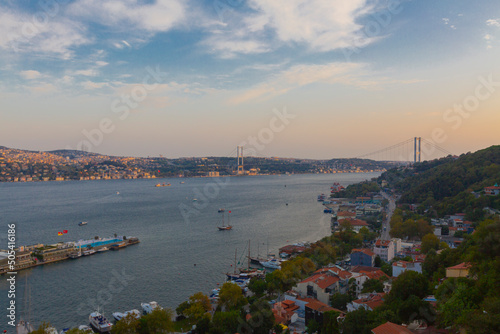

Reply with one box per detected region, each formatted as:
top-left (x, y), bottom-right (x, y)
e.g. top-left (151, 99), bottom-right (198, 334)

top-left (237, 146), bottom-right (244, 175)
top-left (414, 137), bottom-right (421, 163)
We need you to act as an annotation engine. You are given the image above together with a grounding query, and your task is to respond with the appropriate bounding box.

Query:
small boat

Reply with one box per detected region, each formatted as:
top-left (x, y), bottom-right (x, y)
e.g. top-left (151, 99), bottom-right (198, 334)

top-left (97, 247), bottom-right (109, 253)
top-left (68, 252), bottom-right (81, 259)
top-left (259, 258), bottom-right (281, 269)
top-left (180, 181), bottom-right (185, 184)
top-left (218, 208), bottom-right (225, 213)
top-left (218, 211), bottom-right (232, 231)
top-left (89, 311), bottom-right (112, 333)
top-left (113, 309), bottom-right (141, 321)
top-left (82, 249), bottom-right (96, 256)
top-left (141, 301), bottom-right (161, 314)
top-left (77, 325), bottom-right (93, 333)
top-left (78, 221), bottom-right (88, 226)
top-left (192, 198), bottom-right (197, 201)
top-left (110, 242), bottom-right (127, 250)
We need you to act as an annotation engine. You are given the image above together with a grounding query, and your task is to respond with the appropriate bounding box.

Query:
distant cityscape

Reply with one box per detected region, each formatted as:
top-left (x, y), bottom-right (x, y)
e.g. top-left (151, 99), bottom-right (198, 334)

top-left (0, 146), bottom-right (399, 182)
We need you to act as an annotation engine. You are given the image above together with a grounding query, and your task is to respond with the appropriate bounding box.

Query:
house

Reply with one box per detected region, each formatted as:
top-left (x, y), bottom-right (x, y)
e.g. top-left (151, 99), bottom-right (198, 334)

top-left (351, 248), bottom-right (376, 267)
top-left (295, 272), bottom-right (341, 305)
top-left (272, 300), bottom-right (300, 325)
top-left (392, 260), bottom-right (423, 277)
top-left (338, 218), bottom-right (369, 232)
top-left (305, 299), bottom-right (343, 328)
top-left (371, 321), bottom-right (413, 334)
top-left (446, 262), bottom-right (471, 278)
top-left (349, 266), bottom-right (389, 295)
top-left (484, 184), bottom-right (500, 196)
top-left (337, 211), bottom-right (356, 220)
top-left (347, 292), bottom-right (385, 312)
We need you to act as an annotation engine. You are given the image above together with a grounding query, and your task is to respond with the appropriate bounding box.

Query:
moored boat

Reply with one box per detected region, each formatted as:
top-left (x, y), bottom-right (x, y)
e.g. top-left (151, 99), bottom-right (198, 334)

top-left (78, 221), bottom-right (87, 226)
top-left (89, 311), bottom-right (112, 333)
top-left (141, 301), bottom-right (162, 314)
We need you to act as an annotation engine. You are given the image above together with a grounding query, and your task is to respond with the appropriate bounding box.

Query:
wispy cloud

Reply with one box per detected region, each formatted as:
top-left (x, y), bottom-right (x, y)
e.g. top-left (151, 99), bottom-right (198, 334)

top-left (20, 70), bottom-right (42, 80)
top-left (67, 0), bottom-right (187, 33)
top-left (486, 19), bottom-right (500, 27)
top-left (204, 0), bottom-right (378, 58)
top-left (0, 7), bottom-right (90, 59)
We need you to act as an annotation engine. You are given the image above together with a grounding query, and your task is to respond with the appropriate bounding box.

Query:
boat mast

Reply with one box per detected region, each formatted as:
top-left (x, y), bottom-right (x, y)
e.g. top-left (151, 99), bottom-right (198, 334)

top-left (248, 240), bottom-right (250, 268)
top-left (234, 248), bottom-right (237, 274)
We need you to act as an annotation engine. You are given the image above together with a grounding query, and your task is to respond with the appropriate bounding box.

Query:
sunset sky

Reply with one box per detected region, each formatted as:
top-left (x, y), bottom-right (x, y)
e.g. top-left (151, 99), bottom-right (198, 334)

top-left (1, 0), bottom-right (499, 159)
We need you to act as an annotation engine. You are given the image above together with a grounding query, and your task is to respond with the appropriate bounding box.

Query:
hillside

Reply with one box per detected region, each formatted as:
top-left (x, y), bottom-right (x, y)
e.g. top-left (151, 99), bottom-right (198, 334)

top-left (381, 145), bottom-right (500, 219)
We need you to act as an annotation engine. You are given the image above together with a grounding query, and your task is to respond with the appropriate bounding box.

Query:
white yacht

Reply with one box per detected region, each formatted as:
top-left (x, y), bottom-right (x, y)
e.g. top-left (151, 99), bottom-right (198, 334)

top-left (89, 311), bottom-right (112, 333)
top-left (113, 309), bottom-right (141, 321)
top-left (141, 301), bottom-right (161, 314)
top-left (259, 258), bottom-right (281, 269)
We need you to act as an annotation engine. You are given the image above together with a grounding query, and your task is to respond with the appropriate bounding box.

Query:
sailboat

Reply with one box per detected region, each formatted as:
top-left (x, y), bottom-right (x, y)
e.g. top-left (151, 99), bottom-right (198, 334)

top-left (17, 277), bottom-right (35, 334)
top-left (218, 210), bottom-right (233, 231)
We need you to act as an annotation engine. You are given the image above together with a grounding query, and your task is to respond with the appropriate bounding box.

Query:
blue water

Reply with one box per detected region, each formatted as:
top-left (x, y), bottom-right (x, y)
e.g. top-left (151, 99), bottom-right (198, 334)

top-left (0, 173), bottom-right (379, 331)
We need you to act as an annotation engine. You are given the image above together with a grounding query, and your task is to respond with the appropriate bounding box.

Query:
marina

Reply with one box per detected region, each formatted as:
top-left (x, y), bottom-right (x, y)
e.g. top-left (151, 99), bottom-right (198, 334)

top-left (0, 173), bottom-right (379, 330)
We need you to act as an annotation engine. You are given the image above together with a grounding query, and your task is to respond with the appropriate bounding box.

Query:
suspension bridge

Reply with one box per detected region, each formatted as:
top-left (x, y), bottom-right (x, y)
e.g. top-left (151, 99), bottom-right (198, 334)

top-left (354, 137), bottom-right (453, 162)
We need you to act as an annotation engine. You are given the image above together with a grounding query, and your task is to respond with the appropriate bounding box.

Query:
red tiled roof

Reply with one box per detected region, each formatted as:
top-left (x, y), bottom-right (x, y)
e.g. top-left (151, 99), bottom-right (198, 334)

top-left (304, 299), bottom-right (337, 313)
top-left (338, 218), bottom-right (368, 226)
top-left (301, 273), bottom-right (339, 289)
top-left (359, 269), bottom-right (389, 280)
top-left (446, 262), bottom-right (471, 270)
top-left (352, 248), bottom-right (375, 257)
top-left (353, 293), bottom-right (385, 310)
top-left (315, 267), bottom-right (352, 280)
top-left (375, 239), bottom-right (391, 247)
top-left (337, 211), bottom-right (356, 216)
top-left (371, 321), bottom-right (413, 334)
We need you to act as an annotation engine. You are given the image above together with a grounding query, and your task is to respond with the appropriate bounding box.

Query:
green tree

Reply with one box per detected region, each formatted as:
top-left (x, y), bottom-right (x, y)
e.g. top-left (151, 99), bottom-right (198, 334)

top-left (211, 310), bottom-right (242, 334)
top-left (218, 282), bottom-right (247, 311)
top-left (306, 319), bottom-right (320, 334)
top-left (421, 233), bottom-right (440, 254)
top-left (387, 271), bottom-right (428, 302)
top-left (374, 255), bottom-right (382, 268)
top-left (330, 293), bottom-right (352, 311)
top-left (112, 313), bottom-right (140, 334)
top-left (138, 308), bottom-right (174, 334)
top-left (361, 278), bottom-right (385, 293)
top-left (341, 308), bottom-right (373, 334)
top-left (247, 298), bottom-right (275, 334)
top-left (31, 322), bottom-right (54, 334)
top-left (321, 311), bottom-right (340, 334)
top-left (248, 277), bottom-right (267, 297)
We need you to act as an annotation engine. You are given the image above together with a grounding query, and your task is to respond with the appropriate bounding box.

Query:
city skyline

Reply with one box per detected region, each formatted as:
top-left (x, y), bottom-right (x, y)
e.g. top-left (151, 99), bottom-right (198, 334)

top-left (1, 0), bottom-right (499, 159)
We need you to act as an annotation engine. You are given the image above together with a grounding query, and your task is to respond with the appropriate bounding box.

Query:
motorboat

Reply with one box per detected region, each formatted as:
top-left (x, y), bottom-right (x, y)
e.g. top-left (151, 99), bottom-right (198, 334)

top-left (141, 301), bottom-right (161, 314)
top-left (259, 258), bottom-right (281, 269)
top-left (78, 221), bottom-right (88, 226)
top-left (113, 309), bottom-right (141, 321)
top-left (89, 311), bottom-right (112, 333)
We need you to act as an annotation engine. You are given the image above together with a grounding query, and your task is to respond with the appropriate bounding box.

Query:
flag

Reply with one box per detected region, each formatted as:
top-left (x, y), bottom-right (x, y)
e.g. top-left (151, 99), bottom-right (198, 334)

top-left (58, 232), bottom-right (63, 236)
top-left (229, 211), bottom-right (231, 213)
top-left (63, 230), bottom-right (68, 234)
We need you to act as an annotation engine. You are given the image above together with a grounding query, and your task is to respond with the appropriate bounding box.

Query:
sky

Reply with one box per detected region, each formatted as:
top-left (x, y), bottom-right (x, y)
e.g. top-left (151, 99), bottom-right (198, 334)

top-left (0, 0), bottom-right (499, 160)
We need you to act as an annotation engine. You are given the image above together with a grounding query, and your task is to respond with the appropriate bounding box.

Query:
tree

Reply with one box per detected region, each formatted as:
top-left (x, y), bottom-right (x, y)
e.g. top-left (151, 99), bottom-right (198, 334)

top-left (211, 310), bottom-right (243, 334)
top-left (374, 255), bottom-right (382, 268)
top-left (218, 282), bottom-right (247, 311)
top-left (341, 308), bottom-right (373, 334)
top-left (247, 298), bottom-right (275, 334)
top-left (421, 233), bottom-right (440, 254)
top-left (138, 308), bottom-right (174, 334)
top-left (330, 293), bottom-right (352, 311)
top-left (248, 277), bottom-right (267, 297)
top-left (387, 271), bottom-right (428, 302)
top-left (361, 278), bottom-right (385, 293)
top-left (321, 311), bottom-right (340, 334)
top-left (31, 322), bottom-right (55, 334)
top-left (306, 319), bottom-right (320, 334)
top-left (112, 313), bottom-right (140, 334)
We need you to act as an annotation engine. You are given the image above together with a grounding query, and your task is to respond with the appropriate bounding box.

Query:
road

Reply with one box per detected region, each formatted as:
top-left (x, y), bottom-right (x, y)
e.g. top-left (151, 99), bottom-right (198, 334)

top-left (380, 191), bottom-right (397, 240)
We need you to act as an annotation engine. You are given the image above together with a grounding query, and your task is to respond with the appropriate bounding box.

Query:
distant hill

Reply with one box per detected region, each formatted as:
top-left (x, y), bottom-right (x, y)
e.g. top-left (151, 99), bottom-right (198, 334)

top-left (380, 145), bottom-right (500, 219)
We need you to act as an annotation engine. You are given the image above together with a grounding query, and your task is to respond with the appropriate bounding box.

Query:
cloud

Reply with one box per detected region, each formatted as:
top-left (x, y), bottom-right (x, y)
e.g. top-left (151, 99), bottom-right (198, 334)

top-left (27, 83), bottom-right (57, 94)
top-left (486, 19), bottom-right (500, 27)
top-left (204, 0), bottom-right (379, 58)
top-left (229, 62), bottom-right (366, 104)
top-left (74, 69), bottom-right (99, 77)
top-left (228, 62), bottom-right (422, 104)
top-left (95, 61), bottom-right (109, 67)
top-left (0, 8), bottom-right (90, 59)
top-left (68, 0), bottom-right (187, 33)
top-left (20, 70), bottom-right (42, 80)
top-left (82, 81), bottom-right (108, 90)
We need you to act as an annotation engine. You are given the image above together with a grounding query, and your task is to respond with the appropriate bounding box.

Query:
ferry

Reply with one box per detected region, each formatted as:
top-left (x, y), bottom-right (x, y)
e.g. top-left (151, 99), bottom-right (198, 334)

top-left (89, 311), bottom-right (112, 333)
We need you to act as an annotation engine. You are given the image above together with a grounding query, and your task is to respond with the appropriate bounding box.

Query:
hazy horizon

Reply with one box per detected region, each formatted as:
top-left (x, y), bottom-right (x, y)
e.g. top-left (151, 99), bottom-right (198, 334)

top-left (1, 0), bottom-right (499, 159)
